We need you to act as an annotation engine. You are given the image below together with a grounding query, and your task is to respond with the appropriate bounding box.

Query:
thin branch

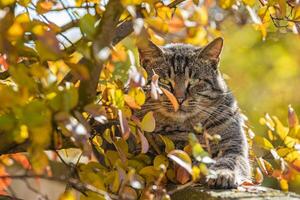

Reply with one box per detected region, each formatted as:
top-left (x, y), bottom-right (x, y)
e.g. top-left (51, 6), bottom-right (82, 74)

top-left (0, 71), bottom-right (9, 80)
top-left (168, 181), bottom-right (196, 195)
top-left (0, 175), bottom-right (118, 200)
top-left (24, 179), bottom-right (49, 200)
top-left (167, 0), bottom-right (186, 8)
top-left (78, 0), bottom-right (124, 106)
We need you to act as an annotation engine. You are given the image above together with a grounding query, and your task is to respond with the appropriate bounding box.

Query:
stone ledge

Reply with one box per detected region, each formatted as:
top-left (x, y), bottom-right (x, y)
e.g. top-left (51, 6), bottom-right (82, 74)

top-left (171, 185), bottom-right (300, 200)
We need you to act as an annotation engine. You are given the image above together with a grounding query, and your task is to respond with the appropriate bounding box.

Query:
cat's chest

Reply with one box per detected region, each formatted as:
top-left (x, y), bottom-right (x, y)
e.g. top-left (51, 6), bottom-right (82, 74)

top-left (153, 111), bottom-right (201, 132)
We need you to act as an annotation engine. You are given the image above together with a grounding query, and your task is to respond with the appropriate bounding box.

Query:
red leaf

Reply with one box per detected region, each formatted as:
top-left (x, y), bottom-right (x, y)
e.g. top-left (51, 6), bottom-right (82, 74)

top-left (137, 129), bottom-right (149, 154)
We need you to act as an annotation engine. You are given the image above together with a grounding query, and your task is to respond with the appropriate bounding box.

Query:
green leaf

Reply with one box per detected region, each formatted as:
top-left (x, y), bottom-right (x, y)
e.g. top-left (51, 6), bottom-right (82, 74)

top-left (79, 14), bottom-right (97, 40)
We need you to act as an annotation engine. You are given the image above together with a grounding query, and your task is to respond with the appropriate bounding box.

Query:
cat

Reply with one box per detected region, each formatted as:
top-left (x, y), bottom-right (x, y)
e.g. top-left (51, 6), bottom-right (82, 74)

top-left (137, 37), bottom-right (251, 189)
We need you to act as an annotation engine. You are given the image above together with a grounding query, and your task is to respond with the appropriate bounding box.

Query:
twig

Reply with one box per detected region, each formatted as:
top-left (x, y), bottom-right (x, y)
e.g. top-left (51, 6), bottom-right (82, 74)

top-left (167, 181), bottom-right (196, 195)
top-left (0, 174), bottom-right (118, 200)
top-left (24, 179), bottom-right (49, 200)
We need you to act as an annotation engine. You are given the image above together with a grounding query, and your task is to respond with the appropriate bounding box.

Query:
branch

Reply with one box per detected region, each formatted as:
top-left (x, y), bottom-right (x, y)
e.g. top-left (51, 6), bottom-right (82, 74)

top-left (78, 0), bottom-right (124, 106)
top-left (60, 0), bottom-right (187, 85)
top-left (0, 174), bottom-right (118, 200)
top-left (0, 71), bottom-right (9, 80)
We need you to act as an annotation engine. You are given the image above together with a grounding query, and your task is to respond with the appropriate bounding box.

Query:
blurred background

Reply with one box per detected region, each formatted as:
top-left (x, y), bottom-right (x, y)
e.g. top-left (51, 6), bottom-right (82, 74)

top-left (221, 20), bottom-right (300, 134)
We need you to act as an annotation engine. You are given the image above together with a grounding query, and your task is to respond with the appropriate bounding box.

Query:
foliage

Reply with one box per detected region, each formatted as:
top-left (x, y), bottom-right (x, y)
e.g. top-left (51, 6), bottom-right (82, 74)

top-left (0, 0), bottom-right (300, 199)
top-left (249, 105), bottom-right (300, 192)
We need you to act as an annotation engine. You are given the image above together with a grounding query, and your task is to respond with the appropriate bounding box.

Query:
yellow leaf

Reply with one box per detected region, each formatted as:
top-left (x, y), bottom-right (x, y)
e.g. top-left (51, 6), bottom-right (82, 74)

top-left (20, 125), bottom-right (29, 139)
top-left (0, 0), bottom-right (15, 6)
top-left (279, 179), bottom-right (288, 191)
top-left (168, 150), bottom-right (192, 174)
top-left (141, 111), bottom-right (156, 132)
top-left (242, 0), bottom-right (255, 6)
top-left (124, 95), bottom-right (141, 109)
top-left (128, 87), bottom-right (146, 106)
top-left (7, 22), bottom-right (23, 40)
top-left (192, 166), bottom-right (201, 181)
top-left (254, 136), bottom-right (274, 150)
top-left (159, 135), bottom-right (175, 153)
top-left (154, 155), bottom-right (169, 169)
top-left (272, 116), bottom-right (289, 140)
top-left (218, 0), bottom-right (235, 9)
top-left (58, 190), bottom-right (76, 200)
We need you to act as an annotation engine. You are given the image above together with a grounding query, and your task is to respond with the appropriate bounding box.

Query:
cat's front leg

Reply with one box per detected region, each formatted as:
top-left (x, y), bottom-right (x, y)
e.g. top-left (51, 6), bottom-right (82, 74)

top-left (206, 120), bottom-right (251, 189)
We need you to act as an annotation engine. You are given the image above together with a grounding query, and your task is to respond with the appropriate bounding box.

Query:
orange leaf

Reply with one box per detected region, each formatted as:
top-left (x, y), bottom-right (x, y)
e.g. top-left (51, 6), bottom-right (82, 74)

top-left (0, 166), bottom-right (11, 194)
top-left (161, 88), bottom-right (179, 112)
top-left (292, 159), bottom-right (300, 172)
top-left (124, 95), bottom-right (141, 109)
top-left (11, 153), bottom-right (31, 170)
top-left (241, 180), bottom-right (256, 186)
top-left (175, 165), bottom-right (190, 184)
top-left (254, 167), bottom-right (263, 184)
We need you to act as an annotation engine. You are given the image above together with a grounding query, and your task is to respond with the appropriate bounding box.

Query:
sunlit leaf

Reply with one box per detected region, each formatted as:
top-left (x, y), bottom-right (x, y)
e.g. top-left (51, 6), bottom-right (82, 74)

top-left (154, 155), bottom-right (169, 169)
top-left (279, 179), bottom-right (288, 191)
top-left (141, 111), bottom-right (155, 132)
top-left (168, 150), bottom-right (192, 174)
top-left (161, 88), bottom-right (179, 112)
top-left (254, 135), bottom-right (274, 150)
top-left (218, 0), bottom-right (235, 9)
top-left (272, 116), bottom-right (289, 140)
top-left (159, 135), bottom-right (175, 153)
top-left (36, 0), bottom-right (53, 14)
top-left (58, 190), bottom-right (76, 200)
top-left (254, 167), bottom-right (263, 184)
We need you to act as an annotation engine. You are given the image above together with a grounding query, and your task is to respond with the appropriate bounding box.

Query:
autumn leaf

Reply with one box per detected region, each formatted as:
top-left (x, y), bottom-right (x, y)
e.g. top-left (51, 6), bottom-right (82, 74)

top-left (159, 135), bottom-right (175, 153)
top-left (141, 111), bottom-right (156, 132)
top-left (161, 88), bottom-right (179, 112)
top-left (254, 167), bottom-right (264, 184)
top-left (137, 129), bottom-right (149, 154)
top-left (288, 105), bottom-right (299, 128)
top-left (175, 165), bottom-right (190, 184)
top-left (168, 150), bottom-right (192, 174)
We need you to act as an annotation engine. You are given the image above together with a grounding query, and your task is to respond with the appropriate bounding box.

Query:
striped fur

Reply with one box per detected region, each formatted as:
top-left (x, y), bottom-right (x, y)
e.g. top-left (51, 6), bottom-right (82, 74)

top-left (138, 38), bottom-right (251, 189)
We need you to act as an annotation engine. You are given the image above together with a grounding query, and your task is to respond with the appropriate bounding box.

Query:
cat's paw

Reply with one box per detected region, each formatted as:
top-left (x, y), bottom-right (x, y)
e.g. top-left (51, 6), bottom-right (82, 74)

top-left (207, 169), bottom-right (238, 189)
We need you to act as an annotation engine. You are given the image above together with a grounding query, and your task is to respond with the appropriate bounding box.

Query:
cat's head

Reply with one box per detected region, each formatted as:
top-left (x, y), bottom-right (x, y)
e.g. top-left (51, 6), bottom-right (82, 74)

top-left (138, 38), bottom-right (228, 118)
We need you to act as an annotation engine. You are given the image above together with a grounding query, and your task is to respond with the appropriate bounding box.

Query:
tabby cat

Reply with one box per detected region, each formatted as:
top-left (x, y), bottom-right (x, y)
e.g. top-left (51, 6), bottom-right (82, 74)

top-left (137, 38), bottom-right (251, 189)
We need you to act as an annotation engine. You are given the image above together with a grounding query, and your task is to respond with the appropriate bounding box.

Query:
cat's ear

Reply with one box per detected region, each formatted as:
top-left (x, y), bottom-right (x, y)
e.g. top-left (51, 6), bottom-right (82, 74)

top-left (137, 39), bottom-right (163, 61)
top-left (198, 37), bottom-right (223, 60)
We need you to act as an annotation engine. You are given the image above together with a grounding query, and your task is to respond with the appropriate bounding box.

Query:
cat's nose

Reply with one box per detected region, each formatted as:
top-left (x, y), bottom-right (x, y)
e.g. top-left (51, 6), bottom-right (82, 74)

top-left (177, 97), bottom-right (185, 104)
